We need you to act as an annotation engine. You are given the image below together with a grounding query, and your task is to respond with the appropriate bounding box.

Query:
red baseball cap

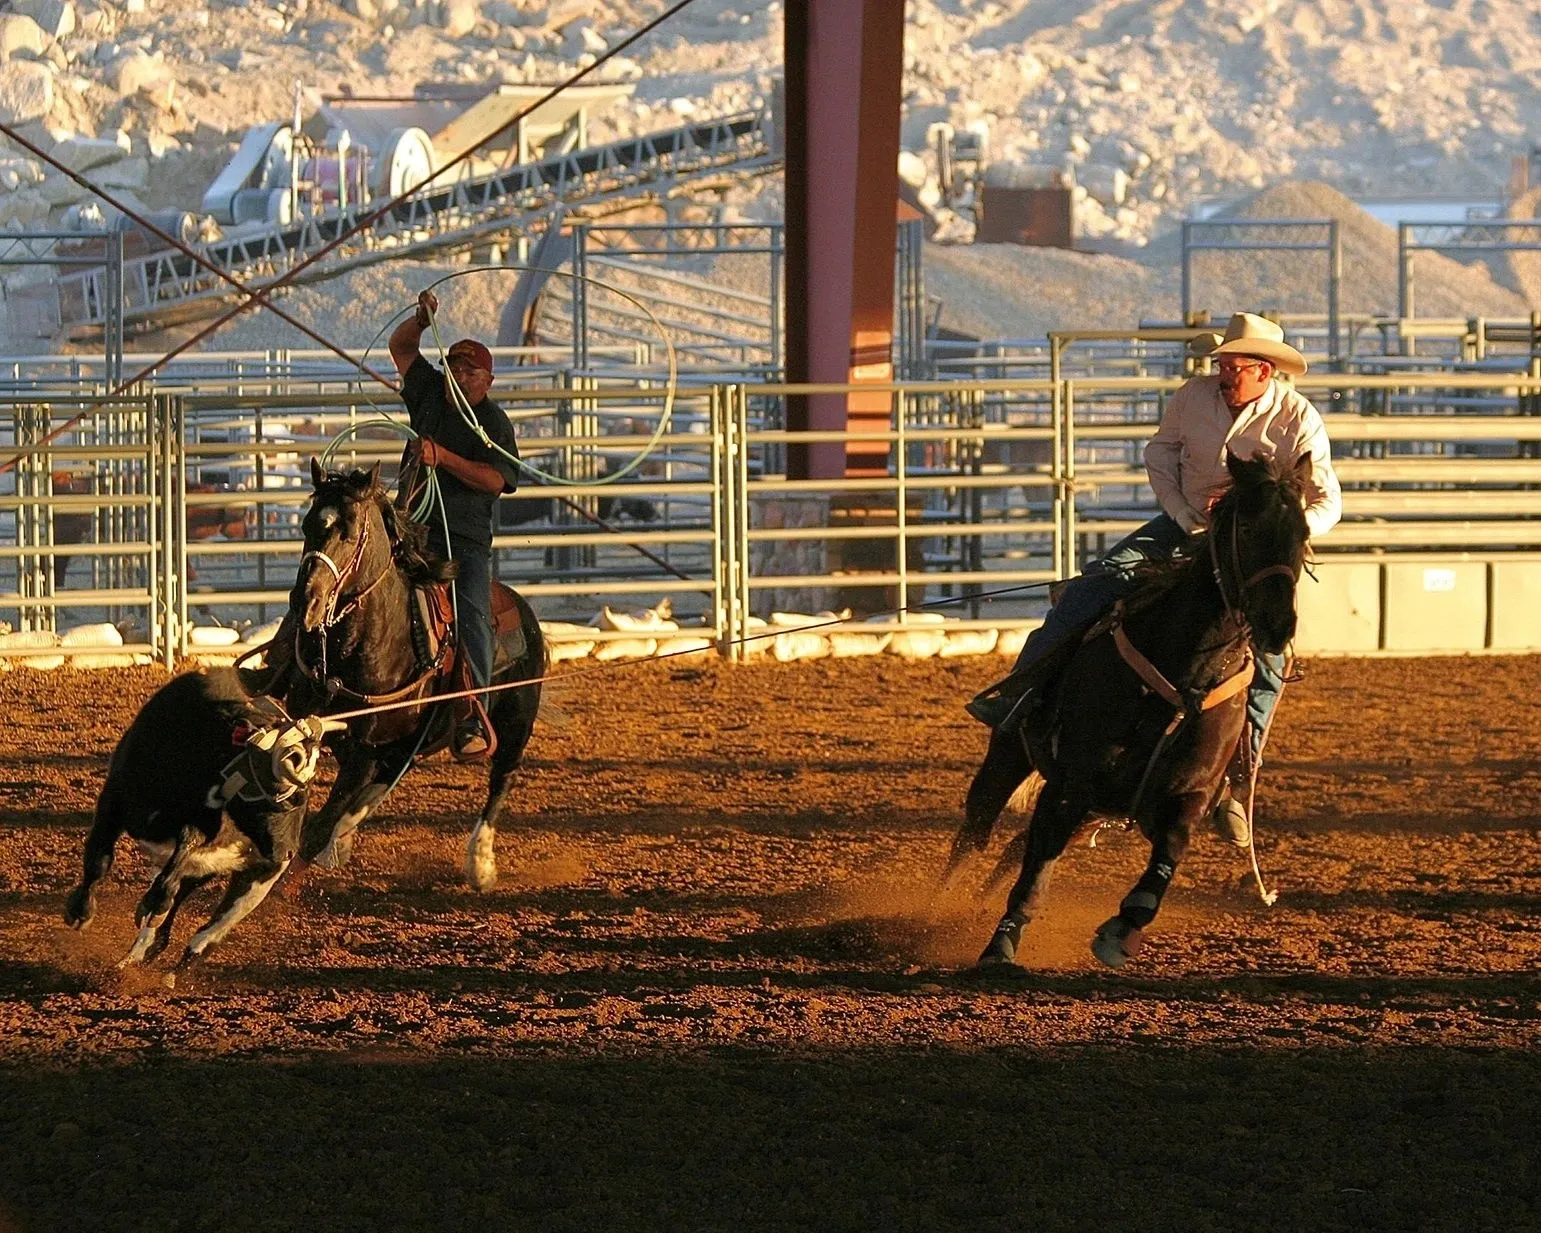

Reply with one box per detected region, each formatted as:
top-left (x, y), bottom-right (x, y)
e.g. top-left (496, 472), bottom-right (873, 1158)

top-left (446, 338), bottom-right (493, 374)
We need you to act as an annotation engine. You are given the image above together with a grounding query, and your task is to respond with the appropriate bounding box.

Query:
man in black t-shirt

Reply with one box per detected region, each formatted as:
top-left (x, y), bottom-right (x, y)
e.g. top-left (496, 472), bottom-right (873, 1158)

top-left (388, 290), bottom-right (521, 758)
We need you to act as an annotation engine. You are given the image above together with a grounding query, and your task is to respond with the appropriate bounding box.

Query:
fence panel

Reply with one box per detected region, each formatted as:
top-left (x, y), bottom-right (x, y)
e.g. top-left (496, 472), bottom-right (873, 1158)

top-left (9, 371), bottom-right (1541, 667)
top-left (0, 394), bottom-right (163, 665)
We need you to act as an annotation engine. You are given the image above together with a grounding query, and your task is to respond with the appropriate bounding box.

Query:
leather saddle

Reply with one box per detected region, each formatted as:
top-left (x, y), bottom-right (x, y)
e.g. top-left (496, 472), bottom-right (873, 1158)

top-left (408, 579), bottom-right (529, 763)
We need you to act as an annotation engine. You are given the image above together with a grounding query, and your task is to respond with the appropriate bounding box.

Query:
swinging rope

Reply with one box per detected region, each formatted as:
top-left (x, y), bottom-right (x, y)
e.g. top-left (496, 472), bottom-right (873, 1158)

top-left (346, 264), bottom-right (681, 488)
top-left (0, 0), bottom-right (704, 474)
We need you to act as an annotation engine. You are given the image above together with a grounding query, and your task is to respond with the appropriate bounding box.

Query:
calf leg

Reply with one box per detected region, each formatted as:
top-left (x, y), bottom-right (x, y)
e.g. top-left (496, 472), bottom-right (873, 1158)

top-left (1092, 791), bottom-right (1203, 969)
top-left (941, 728), bottom-right (1035, 891)
top-left (63, 793), bottom-right (122, 930)
top-left (182, 803), bottom-right (302, 964)
top-left (122, 823), bottom-right (213, 966)
top-left (180, 858), bottom-right (288, 964)
top-left (978, 784), bottom-right (1086, 965)
top-left (139, 874), bottom-right (217, 965)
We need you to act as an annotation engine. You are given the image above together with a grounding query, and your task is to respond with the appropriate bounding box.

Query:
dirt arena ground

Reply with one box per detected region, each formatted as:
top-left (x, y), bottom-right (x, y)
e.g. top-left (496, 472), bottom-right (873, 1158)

top-left (2, 655), bottom-right (1539, 1231)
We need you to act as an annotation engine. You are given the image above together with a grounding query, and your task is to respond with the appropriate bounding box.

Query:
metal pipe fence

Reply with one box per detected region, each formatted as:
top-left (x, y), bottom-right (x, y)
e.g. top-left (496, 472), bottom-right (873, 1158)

top-left (9, 372), bottom-right (1541, 665)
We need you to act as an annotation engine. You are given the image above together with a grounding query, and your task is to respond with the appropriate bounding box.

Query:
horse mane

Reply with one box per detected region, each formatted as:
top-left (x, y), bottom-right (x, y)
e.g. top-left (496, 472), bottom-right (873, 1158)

top-left (317, 466), bottom-right (458, 586)
top-left (1206, 452), bottom-right (1308, 526)
top-left (1121, 454), bottom-right (1307, 614)
top-left (376, 492), bottom-right (458, 585)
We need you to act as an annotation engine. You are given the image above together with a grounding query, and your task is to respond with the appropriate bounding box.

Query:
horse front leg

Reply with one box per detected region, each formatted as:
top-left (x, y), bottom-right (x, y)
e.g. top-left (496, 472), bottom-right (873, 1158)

top-left (284, 750), bottom-right (386, 893)
top-left (978, 783), bottom-right (1086, 966)
top-left (1092, 790), bottom-right (1204, 969)
top-left (941, 727), bottom-right (1035, 893)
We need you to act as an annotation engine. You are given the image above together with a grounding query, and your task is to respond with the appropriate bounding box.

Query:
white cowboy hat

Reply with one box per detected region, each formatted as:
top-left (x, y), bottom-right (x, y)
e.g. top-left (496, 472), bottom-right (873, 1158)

top-left (1208, 312), bottom-right (1308, 376)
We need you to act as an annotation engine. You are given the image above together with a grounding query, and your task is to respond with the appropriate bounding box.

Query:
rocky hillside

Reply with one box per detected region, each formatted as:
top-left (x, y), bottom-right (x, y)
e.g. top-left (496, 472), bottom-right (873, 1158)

top-left (3, 1), bottom-right (1538, 234)
top-left (2, 0), bottom-right (1539, 343)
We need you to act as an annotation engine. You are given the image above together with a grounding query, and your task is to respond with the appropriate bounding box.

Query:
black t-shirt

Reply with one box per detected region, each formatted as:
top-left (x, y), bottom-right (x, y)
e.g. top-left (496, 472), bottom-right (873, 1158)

top-left (399, 354), bottom-right (520, 548)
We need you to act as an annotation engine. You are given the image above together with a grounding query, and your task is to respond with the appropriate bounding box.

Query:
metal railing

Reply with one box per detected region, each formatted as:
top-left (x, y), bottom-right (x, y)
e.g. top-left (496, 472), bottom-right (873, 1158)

top-left (9, 371), bottom-right (1541, 664)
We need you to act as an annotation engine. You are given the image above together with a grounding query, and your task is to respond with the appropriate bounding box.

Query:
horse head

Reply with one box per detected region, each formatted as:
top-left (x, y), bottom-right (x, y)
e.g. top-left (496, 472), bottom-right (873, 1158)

top-left (1210, 451), bottom-right (1311, 655)
top-left (298, 458), bottom-right (389, 634)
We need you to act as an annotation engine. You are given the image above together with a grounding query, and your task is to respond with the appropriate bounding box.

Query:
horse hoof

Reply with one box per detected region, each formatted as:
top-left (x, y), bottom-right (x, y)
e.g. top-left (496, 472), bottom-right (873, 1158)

top-left (1091, 917), bottom-right (1144, 970)
top-left (314, 831), bottom-right (354, 871)
top-left (62, 890), bottom-right (94, 931)
top-left (977, 918), bottom-right (1022, 966)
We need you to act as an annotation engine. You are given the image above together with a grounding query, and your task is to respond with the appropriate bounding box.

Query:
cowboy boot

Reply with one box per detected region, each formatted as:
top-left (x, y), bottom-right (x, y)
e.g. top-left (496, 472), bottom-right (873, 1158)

top-left (1210, 738), bottom-right (1254, 848)
top-left (447, 648), bottom-right (496, 763)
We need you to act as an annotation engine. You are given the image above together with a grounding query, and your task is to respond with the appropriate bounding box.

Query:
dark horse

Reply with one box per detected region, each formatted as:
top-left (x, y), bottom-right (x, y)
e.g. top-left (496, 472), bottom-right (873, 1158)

top-left (944, 453), bottom-right (1311, 969)
top-left (268, 461), bottom-right (546, 891)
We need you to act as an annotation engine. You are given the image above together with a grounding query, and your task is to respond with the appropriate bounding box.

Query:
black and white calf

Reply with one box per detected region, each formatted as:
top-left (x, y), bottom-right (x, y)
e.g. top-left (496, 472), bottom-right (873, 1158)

top-left (63, 668), bottom-right (324, 968)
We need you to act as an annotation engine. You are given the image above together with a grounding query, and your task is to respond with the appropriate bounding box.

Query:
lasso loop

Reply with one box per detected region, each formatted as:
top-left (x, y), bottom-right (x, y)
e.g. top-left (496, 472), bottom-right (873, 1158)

top-left (316, 262), bottom-right (682, 629)
top-left (346, 263), bottom-right (680, 487)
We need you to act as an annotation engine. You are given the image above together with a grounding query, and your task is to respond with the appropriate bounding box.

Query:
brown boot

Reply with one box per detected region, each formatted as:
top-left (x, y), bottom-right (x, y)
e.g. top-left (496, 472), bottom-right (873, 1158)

top-left (452, 713), bottom-right (492, 763)
top-left (1210, 742), bottom-right (1254, 848)
top-left (1210, 781), bottom-right (1251, 848)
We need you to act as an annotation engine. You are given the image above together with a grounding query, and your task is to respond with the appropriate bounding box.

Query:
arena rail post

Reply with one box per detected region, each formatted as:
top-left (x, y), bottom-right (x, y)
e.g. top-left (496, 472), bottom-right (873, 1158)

top-left (172, 395), bottom-right (190, 665)
top-left (1062, 378), bottom-right (1079, 577)
top-left (709, 384), bottom-right (736, 661)
top-left (732, 383), bottom-right (753, 660)
top-left (154, 393), bottom-right (177, 669)
top-left (896, 389), bottom-right (909, 619)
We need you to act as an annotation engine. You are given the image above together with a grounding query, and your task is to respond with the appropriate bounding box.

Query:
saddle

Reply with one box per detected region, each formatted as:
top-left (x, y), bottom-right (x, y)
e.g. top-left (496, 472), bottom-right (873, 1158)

top-left (408, 579), bottom-right (529, 764)
top-left (967, 561), bottom-right (1190, 733)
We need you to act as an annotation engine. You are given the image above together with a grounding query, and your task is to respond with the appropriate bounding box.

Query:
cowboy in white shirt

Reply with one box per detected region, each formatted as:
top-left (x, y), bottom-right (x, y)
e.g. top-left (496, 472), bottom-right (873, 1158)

top-left (969, 313), bottom-right (1341, 843)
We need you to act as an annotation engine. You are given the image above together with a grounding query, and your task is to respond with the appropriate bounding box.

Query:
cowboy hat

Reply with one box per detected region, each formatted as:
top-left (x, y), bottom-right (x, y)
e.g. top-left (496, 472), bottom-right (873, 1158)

top-left (1207, 312), bottom-right (1308, 376)
top-left (1187, 330), bottom-right (1223, 357)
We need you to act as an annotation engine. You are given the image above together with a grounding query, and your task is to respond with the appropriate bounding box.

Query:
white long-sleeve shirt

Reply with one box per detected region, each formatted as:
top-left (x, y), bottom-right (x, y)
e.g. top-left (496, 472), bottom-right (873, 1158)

top-left (1143, 374), bottom-right (1342, 539)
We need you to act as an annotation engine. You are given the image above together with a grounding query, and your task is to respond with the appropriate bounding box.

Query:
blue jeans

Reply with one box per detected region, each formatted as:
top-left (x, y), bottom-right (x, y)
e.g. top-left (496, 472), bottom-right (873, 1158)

top-left (1019, 513), bottom-right (1283, 760)
top-left (430, 528), bottom-right (493, 696)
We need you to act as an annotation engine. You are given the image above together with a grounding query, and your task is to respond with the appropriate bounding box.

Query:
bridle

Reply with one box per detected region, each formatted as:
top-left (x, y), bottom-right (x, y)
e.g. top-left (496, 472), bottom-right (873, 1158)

top-left (299, 502), bottom-right (392, 632)
top-left (1208, 500), bottom-right (1299, 625)
top-left (293, 492), bottom-right (446, 711)
top-left (295, 496), bottom-right (395, 688)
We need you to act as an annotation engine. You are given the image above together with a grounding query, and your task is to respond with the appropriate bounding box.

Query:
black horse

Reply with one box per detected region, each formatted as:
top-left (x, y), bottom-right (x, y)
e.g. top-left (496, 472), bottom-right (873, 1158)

top-left (270, 461), bottom-right (546, 892)
top-left (945, 453), bottom-right (1311, 969)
